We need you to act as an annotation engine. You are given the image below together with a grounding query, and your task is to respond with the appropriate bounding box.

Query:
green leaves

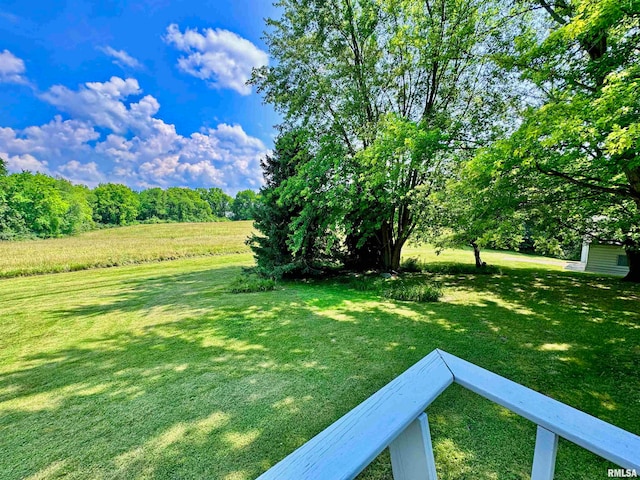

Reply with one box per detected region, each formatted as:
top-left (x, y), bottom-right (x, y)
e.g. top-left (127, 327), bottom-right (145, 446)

top-left (231, 190), bottom-right (258, 221)
top-left (0, 172), bottom-right (94, 238)
top-left (253, 0), bottom-right (508, 270)
top-left (91, 184), bottom-right (140, 226)
top-left (475, 0), bottom-right (640, 261)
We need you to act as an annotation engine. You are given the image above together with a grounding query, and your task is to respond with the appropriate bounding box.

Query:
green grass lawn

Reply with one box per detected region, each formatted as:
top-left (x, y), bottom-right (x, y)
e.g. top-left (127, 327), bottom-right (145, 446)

top-left (0, 225), bottom-right (638, 479)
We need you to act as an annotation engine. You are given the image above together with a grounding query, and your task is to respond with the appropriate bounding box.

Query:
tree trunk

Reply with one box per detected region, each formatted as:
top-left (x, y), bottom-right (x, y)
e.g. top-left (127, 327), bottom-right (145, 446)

top-left (383, 238), bottom-right (405, 272)
top-left (390, 242), bottom-right (403, 271)
top-left (622, 166), bottom-right (640, 282)
top-left (380, 222), bottom-right (407, 272)
top-left (345, 224), bottom-right (406, 272)
top-left (344, 231), bottom-right (383, 271)
top-left (622, 248), bottom-right (640, 283)
top-left (470, 241), bottom-right (486, 268)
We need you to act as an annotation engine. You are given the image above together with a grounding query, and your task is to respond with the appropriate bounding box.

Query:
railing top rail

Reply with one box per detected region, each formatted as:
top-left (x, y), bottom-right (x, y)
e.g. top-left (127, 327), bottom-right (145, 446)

top-left (437, 350), bottom-right (640, 470)
top-left (257, 350), bottom-right (453, 480)
top-left (258, 349), bottom-right (640, 479)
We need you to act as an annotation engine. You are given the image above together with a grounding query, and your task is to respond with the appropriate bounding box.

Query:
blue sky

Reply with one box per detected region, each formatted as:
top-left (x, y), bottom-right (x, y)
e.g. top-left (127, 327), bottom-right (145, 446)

top-left (0, 0), bottom-right (281, 194)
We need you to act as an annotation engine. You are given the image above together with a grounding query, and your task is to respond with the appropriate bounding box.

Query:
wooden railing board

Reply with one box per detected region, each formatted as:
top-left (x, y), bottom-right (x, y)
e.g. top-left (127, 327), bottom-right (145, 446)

top-left (531, 426), bottom-right (559, 480)
top-left (257, 349), bottom-right (640, 479)
top-left (389, 413), bottom-right (438, 480)
top-left (438, 350), bottom-right (640, 470)
top-left (257, 350), bottom-right (453, 480)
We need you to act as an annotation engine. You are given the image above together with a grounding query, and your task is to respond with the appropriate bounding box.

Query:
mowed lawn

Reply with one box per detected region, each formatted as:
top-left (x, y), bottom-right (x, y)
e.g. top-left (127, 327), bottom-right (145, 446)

top-left (0, 225), bottom-right (639, 479)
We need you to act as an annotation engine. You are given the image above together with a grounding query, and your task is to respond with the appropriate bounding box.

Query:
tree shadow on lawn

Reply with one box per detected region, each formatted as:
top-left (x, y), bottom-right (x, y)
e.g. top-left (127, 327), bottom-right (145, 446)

top-left (1, 265), bottom-right (638, 479)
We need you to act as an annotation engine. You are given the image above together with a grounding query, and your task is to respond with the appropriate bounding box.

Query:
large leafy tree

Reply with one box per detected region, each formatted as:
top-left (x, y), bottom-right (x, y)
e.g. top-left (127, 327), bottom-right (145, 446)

top-left (138, 188), bottom-right (168, 221)
top-left (254, 0), bottom-right (509, 270)
top-left (424, 146), bottom-right (528, 267)
top-left (0, 173), bottom-right (93, 238)
top-left (197, 188), bottom-right (233, 218)
top-left (487, 0), bottom-right (640, 280)
top-left (91, 183), bottom-right (140, 226)
top-left (164, 187), bottom-right (212, 222)
top-left (0, 157), bottom-right (7, 176)
top-left (231, 190), bottom-right (258, 221)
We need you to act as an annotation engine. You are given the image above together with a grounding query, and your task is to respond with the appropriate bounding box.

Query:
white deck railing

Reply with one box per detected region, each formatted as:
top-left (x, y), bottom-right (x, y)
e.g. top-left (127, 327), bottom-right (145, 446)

top-left (257, 349), bottom-right (640, 480)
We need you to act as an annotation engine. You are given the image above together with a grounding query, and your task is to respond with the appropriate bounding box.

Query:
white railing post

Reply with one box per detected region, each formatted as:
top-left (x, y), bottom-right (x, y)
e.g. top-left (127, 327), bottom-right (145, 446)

top-left (531, 425), bottom-right (559, 480)
top-left (389, 413), bottom-right (438, 480)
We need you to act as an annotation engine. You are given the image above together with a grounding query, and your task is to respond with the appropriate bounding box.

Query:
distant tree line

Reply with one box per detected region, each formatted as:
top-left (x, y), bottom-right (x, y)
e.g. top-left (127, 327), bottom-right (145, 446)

top-left (0, 159), bottom-right (258, 240)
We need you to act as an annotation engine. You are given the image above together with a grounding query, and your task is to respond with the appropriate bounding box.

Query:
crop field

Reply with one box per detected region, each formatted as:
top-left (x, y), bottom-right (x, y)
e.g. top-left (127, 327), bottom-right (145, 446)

top-left (0, 223), bottom-right (638, 479)
top-left (0, 222), bottom-right (253, 278)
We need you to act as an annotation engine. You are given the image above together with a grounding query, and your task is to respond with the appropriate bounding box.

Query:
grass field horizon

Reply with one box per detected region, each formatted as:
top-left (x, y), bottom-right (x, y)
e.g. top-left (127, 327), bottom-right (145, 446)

top-left (0, 221), bottom-right (574, 280)
top-left (0, 222), bottom-right (254, 278)
top-left (1, 223), bottom-right (638, 479)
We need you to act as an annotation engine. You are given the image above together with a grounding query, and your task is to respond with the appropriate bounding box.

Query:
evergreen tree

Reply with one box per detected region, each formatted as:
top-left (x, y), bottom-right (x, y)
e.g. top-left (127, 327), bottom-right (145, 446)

top-left (249, 129), bottom-right (327, 278)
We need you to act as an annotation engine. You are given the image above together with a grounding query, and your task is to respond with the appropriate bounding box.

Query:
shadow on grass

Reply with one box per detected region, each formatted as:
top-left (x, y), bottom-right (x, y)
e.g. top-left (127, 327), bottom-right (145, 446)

top-left (1, 264), bottom-right (638, 479)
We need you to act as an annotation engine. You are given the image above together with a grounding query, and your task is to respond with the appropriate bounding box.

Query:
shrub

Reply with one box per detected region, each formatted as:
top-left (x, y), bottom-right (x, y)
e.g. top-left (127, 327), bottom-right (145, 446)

top-left (348, 275), bottom-right (383, 291)
top-left (383, 280), bottom-right (442, 302)
top-left (400, 257), bottom-right (423, 272)
top-left (230, 275), bottom-right (276, 294)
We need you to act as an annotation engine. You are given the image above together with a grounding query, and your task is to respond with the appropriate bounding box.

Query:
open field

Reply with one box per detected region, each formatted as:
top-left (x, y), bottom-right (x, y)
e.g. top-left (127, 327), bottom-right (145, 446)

top-left (0, 222), bottom-right (253, 278)
top-left (0, 225), bottom-right (638, 479)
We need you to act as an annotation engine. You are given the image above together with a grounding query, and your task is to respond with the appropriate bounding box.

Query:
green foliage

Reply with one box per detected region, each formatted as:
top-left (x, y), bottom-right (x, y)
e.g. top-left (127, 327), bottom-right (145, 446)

top-left (0, 176), bottom-right (27, 240)
top-left (338, 274), bottom-right (384, 292)
top-left (0, 172), bottom-right (93, 239)
top-left (197, 187), bottom-right (233, 218)
top-left (253, 0), bottom-right (513, 271)
top-left (229, 274), bottom-right (276, 294)
top-left (91, 183), bottom-right (140, 226)
top-left (483, 0), bottom-right (640, 279)
top-left (420, 263), bottom-right (501, 275)
top-left (0, 170), bottom-right (239, 240)
top-left (164, 187), bottom-right (212, 222)
top-left (382, 279), bottom-right (443, 302)
top-left (231, 190), bottom-right (258, 221)
top-left (138, 188), bottom-right (168, 221)
top-left (400, 257), bottom-right (422, 273)
top-left (249, 129), bottom-right (332, 279)
top-left (401, 257), bottom-right (501, 275)
top-left (0, 157), bottom-right (7, 176)
top-left (335, 272), bottom-right (445, 301)
top-left (424, 148), bottom-right (528, 258)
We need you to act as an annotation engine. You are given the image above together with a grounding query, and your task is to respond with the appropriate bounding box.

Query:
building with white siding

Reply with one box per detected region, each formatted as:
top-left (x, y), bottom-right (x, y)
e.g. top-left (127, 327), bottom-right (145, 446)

top-left (581, 242), bottom-right (630, 276)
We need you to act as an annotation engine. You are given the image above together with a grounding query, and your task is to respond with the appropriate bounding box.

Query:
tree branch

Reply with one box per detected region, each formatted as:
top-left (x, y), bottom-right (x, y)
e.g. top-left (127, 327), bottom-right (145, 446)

top-left (538, 0), bottom-right (568, 25)
top-left (535, 163), bottom-right (635, 199)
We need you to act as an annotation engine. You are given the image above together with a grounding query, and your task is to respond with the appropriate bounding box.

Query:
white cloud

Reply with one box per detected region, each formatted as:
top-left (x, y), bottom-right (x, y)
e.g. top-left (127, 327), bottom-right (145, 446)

top-left (164, 24), bottom-right (268, 95)
top-left (58, 160), bottom-right (105, 187)
top-left (39, 77), bottom-right (154, 133)
top-left (99, 46), bottom-right (142, 69)
top-left (0, 117), bottom-right (98, 156)
top-left (0, 50), bottom-right (27, 84)
top-left (1, 76), bottom-right (269, 192)
top-left (2, 153), bottom-right (49, 173)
